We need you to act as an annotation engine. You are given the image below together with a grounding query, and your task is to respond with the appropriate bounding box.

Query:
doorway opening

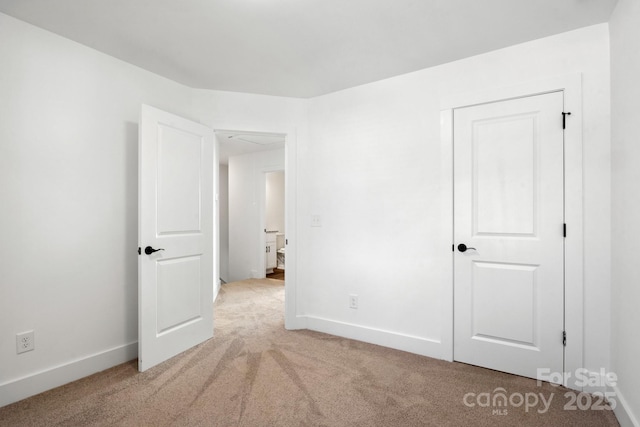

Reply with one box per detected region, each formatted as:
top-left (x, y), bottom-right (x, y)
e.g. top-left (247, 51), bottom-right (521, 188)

top-left (214, 129), bottom-right (286, 288)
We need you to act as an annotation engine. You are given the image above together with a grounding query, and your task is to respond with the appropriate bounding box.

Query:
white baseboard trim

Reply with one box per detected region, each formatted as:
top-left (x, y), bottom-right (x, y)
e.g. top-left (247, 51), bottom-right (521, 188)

top-left (304, 315), bottom-right (443, 359)
top-left (285, 314), bottom-right (308, 331)
top-left (0, 342), bottom-right (137, 408)
top-left (612, 385), bottom-right (640, 427)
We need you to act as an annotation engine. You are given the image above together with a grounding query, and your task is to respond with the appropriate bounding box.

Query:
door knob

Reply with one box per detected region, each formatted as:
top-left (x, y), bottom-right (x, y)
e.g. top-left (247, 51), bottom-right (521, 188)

top-left (144, 246), bottom-right (165, 255)
top-left (457, 243), bottom-right (476, 253)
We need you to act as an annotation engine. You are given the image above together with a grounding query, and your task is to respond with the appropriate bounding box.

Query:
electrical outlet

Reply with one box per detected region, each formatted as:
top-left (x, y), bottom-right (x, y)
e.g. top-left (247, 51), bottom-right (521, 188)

top-left (16, 330), bottom-right (34, 354)
top-left (349, 294), bottom-right (358, 309)
top-left (311, 215), bottom-right (322, 227)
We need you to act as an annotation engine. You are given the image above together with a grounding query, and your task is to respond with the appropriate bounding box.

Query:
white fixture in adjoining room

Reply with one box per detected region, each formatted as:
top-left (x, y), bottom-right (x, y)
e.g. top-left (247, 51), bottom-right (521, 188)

top-left (276, 233), bottom-right (285, 270)
top-left (265, 230), bottom-right (278, 274)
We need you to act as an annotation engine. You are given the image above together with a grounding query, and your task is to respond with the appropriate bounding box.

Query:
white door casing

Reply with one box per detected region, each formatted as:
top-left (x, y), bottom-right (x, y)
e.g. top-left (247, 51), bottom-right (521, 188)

top-left (138, 105), bottom-right (214, 372)
top-left (453, 92), bottom-right (565, 379)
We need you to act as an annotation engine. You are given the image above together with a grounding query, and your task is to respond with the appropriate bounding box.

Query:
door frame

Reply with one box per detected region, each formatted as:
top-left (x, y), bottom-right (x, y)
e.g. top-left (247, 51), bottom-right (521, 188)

top-left (210, 120), bottom-right (302, 331)
top-left (440, 74), bottom-right (584, 389)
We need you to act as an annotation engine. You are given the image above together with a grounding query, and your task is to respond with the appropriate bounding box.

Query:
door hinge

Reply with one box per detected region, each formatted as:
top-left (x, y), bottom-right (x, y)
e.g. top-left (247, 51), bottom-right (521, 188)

top-left (563, 223), bottom-right (567, 238)
top-left (452, 244), bottom-right (454, 252)
top-left (563, 331), bottom-right (567, 347)
top-left (562, 112), bottom-right (572, 129)
top-left (138, 247), bottom-right (141, 255)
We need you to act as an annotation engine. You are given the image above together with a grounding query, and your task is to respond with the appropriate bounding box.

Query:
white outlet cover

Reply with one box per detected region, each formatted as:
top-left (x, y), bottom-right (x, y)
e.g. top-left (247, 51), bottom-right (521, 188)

top-left (16, 330), bottom-right (35, 354)
top-left (311, 215), bottom-right (322, 227)
top-left (349, 294), bottom-right (358, 309)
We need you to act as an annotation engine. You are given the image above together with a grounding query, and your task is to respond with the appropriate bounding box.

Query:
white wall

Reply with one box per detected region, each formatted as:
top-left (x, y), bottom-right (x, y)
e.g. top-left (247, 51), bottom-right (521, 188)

top-left (301, 24), bottom-right (611, 372)
top-left (0, 12), bottom-right (306, 406)
top-left (266, 171), bottom-right (285, 233)
top-left (0, 12), bottom-right (192, 405)
top-left (228, 149), bottom-right (285, 282)
top-left (218, 164), bottom-right (229, 284)
top-left (610, 0), bottom-right (640, 425)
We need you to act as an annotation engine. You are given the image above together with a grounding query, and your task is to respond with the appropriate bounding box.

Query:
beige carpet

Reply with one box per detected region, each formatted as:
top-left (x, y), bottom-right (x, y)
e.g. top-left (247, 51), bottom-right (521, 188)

top-left (0, 279), bottom-right (619, 426)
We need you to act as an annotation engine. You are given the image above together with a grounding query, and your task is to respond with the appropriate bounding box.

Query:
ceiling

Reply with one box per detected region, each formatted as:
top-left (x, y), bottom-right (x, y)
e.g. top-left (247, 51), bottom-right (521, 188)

top-left (0, 0), bottom-right (617, 98)
top-left (216, 130), bottom-right (285, 165)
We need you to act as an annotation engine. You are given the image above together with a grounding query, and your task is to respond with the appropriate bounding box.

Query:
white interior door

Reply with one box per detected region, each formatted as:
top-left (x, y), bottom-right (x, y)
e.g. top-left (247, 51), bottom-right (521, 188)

top-left (138, 105), bottom-right (214, 372)
top-left (453, 92), bottom-right (565, 379)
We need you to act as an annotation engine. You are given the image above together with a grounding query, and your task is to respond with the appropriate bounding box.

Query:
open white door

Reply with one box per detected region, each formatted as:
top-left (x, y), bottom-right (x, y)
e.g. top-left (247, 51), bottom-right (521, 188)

top-left (138, 105), bottom-right (214, 372)
top-left (453, 92), bottom-right (565, 380)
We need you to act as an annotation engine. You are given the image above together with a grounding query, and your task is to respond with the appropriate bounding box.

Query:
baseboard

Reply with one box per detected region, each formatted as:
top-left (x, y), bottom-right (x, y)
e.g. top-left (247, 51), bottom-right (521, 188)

top-left (612, 385), bottom-right (640, 427)
top-left (304, 315), bottom-right (443, 360)
top-left (0, 342), bottom-right (137, 408)
top-left (285, 314), bottom-right (308, 331)
top-left (576, 371), bottom-right (639, 427)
